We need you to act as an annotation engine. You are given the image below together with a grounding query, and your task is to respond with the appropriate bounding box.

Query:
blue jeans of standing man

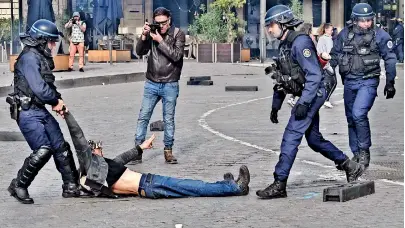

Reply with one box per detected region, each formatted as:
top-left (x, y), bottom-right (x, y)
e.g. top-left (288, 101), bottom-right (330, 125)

top-left (138, 173), bottom-right (241, 198)
top-left (135, 79), bottom-right (179, 148)
top-left (344, 77), bottom-right (379, 155)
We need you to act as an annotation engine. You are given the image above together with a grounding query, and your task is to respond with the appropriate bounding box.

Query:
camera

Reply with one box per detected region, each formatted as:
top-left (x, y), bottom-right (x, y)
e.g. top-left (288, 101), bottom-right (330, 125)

top-left (149, 23), bottom-right (160, 33)
top-left (71, 18), bottom-right (77, 24)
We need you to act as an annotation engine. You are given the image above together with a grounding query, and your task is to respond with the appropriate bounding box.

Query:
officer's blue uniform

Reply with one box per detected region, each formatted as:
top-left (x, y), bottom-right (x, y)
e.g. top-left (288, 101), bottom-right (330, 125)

top-left (15, 51), bottom-right (65, 151)
top-left (330, 27), bottom-right (397, 155)
top-left (272, 35), bottom-right (347, 181)
top-left (393, 23), bottom-right (404, 62)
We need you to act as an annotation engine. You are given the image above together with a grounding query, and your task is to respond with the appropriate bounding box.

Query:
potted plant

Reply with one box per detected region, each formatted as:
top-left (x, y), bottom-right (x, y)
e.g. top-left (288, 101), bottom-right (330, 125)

top-left (189, 1), bottom-right (246, 63)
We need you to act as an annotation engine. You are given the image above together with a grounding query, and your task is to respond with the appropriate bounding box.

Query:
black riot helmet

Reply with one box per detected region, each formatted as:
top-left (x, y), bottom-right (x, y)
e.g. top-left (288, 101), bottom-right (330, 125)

top-left (351, 3), bottom-right (375, 21)
top-left (20, 19), bottom-right (60, 57)
top-left (29, 19), bottom-right (60, 43)
top-left (264, 5), bottom-right (303, 39)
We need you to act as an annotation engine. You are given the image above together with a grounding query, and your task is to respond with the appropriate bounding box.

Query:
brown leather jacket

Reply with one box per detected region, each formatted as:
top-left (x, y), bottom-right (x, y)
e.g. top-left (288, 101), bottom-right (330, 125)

top-left (136, 26), bottom-right (185, 83)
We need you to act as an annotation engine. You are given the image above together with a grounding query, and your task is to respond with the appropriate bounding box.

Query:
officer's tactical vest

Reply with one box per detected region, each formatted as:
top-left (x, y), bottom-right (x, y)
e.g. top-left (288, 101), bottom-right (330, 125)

top-left (276, 31), bottom-right (307, 96)
top-left (339, 25), bottom-right (381, 78)
top-left (13, 46), bottom-right (60, 106)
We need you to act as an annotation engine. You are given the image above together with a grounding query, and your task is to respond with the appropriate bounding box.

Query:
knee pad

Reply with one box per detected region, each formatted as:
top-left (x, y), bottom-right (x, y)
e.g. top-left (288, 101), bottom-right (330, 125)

top-left (30, 146), bottom-right (53, 166)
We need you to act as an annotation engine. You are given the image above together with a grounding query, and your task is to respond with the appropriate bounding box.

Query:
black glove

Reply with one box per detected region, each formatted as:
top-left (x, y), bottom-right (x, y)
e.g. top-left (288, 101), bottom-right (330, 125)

top-left (270, 108), bottom-right (279, 124)
top-left (295, 103), bottom-right (309, 120)
top-left (384, 82), bottom-right (396, 99)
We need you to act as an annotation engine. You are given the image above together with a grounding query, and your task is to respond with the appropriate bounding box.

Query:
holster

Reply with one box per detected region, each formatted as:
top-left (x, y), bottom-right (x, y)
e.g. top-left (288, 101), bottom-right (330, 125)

top-left (6, 95), bottom-right (20, 121)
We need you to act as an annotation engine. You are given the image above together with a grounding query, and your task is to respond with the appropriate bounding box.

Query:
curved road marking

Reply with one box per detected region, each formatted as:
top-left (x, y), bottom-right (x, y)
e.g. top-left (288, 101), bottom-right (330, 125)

top-left (198, 95), bottom-right (404, 187)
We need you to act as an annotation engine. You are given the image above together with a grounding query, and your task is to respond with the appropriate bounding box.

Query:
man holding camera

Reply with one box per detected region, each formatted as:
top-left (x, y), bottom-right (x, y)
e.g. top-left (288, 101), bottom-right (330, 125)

top-left (65, 12), bottom-right (86, 72)
top-left (134, 7), bottom-right (185, 164)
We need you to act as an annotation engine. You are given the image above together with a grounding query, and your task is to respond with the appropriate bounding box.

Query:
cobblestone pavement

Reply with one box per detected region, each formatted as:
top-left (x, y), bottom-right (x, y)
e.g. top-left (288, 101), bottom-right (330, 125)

top-left (0, 63), bottom-right (403, 228)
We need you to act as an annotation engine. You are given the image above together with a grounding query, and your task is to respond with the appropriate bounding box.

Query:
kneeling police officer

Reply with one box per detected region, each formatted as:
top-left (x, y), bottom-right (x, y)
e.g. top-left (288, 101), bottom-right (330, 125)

top-left (256, 5), bottom-right (365, 200)
top-left (7, 19), bottom-right (80, 204)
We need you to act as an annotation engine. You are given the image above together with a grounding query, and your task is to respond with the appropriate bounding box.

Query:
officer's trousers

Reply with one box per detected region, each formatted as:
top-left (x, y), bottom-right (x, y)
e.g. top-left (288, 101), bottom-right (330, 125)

top-left (274, 87), bottom-right (347, 181)
top-left (343, 77), bottom-right (379, 155)
top-left (17, 106), bottom-right (74, 184)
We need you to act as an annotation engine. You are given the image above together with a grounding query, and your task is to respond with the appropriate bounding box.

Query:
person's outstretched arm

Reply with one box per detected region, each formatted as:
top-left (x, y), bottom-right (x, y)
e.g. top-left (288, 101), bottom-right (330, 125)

top-left (113, 134), bottom-right (156, 165)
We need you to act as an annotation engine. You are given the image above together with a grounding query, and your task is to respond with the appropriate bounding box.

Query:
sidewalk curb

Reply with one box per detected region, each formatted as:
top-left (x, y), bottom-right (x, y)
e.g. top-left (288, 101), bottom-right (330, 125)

top-left (0, 72), bottom-right (146, 97)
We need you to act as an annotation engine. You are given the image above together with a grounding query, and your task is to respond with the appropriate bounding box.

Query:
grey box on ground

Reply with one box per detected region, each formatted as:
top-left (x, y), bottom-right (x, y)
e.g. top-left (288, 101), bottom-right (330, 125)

top-left (187, 80), bottom-right (213, 86)
top-left (225, 86), bottom-right (258, 91)
top-left (323, 181), bottom-right (375, 202)
top-left (150, 120), bottom-right (164, 131)
top-left (189, 76), bottom-right (212, 81)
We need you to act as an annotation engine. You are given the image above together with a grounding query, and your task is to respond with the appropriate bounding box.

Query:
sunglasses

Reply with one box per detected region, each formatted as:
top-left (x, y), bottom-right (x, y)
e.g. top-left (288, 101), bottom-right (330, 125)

top-left (154, 20), bottom-right (169, 26)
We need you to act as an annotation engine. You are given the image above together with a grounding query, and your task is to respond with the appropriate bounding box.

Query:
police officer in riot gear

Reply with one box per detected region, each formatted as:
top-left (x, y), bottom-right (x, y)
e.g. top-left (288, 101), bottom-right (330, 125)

top-left (327, 3), bottom-right (397, 168)
top-left (256, 5), bottom-right (365, 200)
top-left (7, 19), bottom-right (80, 204)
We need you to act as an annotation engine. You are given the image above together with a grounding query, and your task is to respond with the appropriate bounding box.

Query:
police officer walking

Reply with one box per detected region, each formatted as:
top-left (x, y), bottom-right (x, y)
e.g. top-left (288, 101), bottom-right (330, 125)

top-left (256, 5), bottom-right (365, 200)
top-left (391, 18), bottom-right (404, 63)
top-left (7, 19), bottom-right (80, 204)
top-left (326, 3), bottom-right (397, 168)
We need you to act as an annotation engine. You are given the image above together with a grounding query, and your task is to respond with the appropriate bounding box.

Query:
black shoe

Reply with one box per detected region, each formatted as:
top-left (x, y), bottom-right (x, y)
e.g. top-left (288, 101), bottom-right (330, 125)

top-left (256, 180), bottom-right (287, 199)
top-left (67, 68), bottom-right (73, 72)
top-left (223, 172), bottom-right (235, 181)
top-left (79, 68), bottom-right (84, 72)
top-left (8, 179), bottom-right (34, 204)
top-left (62, 183), bottom-right (81, 198)
top-left (358, 149), bottom-right (370, 168)
top-left (236, 165), bottom-right (250, 195)
top-left (339, 158), bottom-right (365, 183)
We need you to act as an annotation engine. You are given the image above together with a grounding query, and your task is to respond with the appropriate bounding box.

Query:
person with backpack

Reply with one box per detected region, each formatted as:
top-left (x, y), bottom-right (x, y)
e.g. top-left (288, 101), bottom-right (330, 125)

top-left (65, 12), bottom-right (86, 72)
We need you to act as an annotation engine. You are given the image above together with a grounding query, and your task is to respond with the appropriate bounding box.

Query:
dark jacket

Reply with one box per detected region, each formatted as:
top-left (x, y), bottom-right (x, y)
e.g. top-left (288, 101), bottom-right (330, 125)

top-left (14, 46), bottom-right (61, 107)
top-left (136, 26), bottom-right (185, 83)
top-left (64, 112), bottom-right (142, 195)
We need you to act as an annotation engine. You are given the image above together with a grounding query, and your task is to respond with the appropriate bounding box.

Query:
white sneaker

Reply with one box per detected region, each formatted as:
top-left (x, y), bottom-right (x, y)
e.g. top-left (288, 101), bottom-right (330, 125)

top-left (324, 101), bottom-right (333, 109)
top-left (287, 98), bottom-right (296, 107)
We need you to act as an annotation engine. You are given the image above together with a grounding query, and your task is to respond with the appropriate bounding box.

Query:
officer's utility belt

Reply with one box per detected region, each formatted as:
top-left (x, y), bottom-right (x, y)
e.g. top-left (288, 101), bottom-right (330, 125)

top-left (6, 94), bottom-right (39, 120)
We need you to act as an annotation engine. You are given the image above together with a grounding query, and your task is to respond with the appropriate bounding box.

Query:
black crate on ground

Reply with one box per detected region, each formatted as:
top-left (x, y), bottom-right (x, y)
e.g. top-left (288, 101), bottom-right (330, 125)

top-left (323, 181), bottom-right (375, 202)
top-left (150, 120), bottom-right (164, 131)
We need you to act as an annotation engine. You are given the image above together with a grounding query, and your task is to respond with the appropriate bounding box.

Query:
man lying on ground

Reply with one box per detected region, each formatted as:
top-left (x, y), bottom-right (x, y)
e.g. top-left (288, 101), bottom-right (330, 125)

top-left (63, 111), bottom-right (250, 199)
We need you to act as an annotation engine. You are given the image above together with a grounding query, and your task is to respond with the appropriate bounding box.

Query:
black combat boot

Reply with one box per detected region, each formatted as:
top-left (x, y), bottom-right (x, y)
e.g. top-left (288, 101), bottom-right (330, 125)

top-left (351, 153), bottom-right (360, 163)
top-left (53, 142), bottom-right (81, 198)
top-left (338, 158), bottom-right (365, 183)
top-left (256, 179), bottom-right (287, 199)
top-left (358, 149), bottom-right (370, 168)
top-left (8, 148), bottom-right (53, 204)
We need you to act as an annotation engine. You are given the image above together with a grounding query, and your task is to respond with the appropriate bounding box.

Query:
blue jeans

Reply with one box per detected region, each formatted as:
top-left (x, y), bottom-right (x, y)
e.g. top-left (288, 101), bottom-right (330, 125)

top-left (135, 80), bottom-right (179, 148)
top-left (18, 107), bottom-right (65, 150)
top-left (138, 173), bottom-right (241, 198)
top-left (274, 87), bottom-right (348, 181)
top-left (344, 77), bottom-right (379, 155)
